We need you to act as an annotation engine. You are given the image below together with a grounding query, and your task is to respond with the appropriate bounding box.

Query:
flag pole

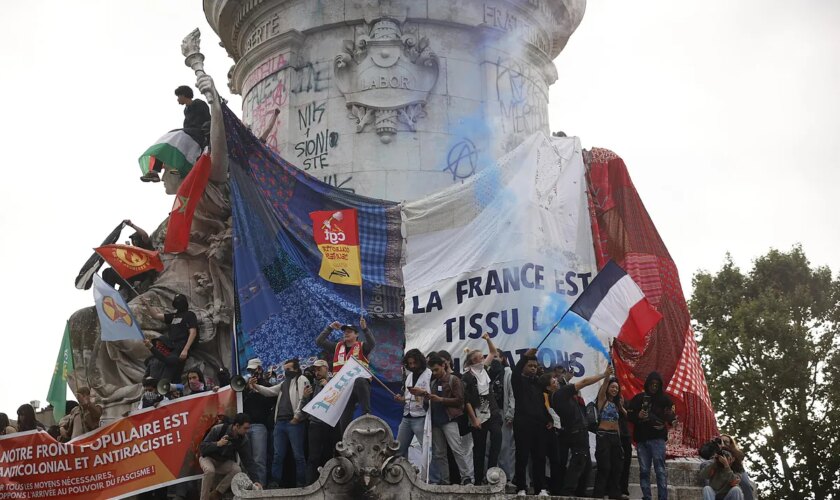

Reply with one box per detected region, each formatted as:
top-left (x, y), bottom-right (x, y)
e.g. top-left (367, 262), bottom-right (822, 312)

top-left (535, 305), bottom-right (574, 350)
top-left (356, 208), bottom-right (365, 316)
top-left (358, 362), bottom-right (397, 399)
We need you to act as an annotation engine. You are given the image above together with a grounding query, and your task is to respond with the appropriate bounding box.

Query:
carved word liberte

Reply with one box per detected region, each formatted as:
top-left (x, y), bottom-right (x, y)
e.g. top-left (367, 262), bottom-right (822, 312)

top-left (483, 4), bottom-right (550, 56)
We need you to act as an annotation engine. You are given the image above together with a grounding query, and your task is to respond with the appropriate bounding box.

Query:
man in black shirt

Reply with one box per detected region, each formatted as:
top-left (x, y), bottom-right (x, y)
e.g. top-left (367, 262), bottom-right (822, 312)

top-left (142, 294), bottom-right (199, 382)
top-left (626, 371), bottom-right (676, 500)
top-left (199, 413), bottom-right (261, 500)
top-left (553, 363), bottom-right (611, 496)
top-left (511, 348), bottom-right (551, 496)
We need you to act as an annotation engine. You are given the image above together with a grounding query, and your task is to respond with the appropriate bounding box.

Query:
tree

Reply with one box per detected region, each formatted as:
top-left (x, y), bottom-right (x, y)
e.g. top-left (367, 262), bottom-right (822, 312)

top-left (690, 246), bottom-right (840, 500)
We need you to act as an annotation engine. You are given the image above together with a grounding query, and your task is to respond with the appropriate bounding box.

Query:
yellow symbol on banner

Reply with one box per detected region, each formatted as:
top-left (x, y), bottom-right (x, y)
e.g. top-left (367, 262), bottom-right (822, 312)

top-left (102, 296), bottom-right (133, 326)
top-left (113, 248), bottom-right (150, 268)
top-left (323, 388), bottom-right (341, 406)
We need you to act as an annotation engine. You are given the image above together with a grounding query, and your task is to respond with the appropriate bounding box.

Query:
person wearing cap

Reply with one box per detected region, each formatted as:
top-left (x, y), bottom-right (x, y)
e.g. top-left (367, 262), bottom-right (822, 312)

top-left (301, 359), bottom-right (338, 484)
top-left (242, 357), bottom-right (274, 487)
top-left (315, 317), bottom-right (376, 431)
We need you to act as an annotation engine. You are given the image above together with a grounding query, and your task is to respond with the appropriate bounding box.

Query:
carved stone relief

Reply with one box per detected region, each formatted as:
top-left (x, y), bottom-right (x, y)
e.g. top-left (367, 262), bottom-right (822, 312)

top-left (334, 14), bottom-right (439, 143)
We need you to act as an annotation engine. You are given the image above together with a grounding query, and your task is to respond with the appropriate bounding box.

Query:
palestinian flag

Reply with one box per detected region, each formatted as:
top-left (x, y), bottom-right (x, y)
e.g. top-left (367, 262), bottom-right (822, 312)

top-left (164, 154), bottom-right (212, 253)
top-left (138, 130), bottom-right (201, 178)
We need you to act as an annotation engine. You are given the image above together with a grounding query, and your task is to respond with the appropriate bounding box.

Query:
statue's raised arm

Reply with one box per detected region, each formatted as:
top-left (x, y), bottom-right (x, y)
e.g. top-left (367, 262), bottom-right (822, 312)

top-left (182, 28), bottom-right (227, 183)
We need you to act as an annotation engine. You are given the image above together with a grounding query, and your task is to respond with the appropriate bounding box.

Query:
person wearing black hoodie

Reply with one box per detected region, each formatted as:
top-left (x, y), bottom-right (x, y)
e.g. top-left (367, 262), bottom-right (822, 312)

top-left (626, 372), bottom-right (676, 500)
top-left (511, 348), bottom-right (552, 496)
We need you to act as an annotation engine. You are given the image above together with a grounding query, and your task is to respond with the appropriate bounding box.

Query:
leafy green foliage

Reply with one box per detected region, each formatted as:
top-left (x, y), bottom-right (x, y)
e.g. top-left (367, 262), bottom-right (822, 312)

top-left (690, 246), bottom-right (840, 499)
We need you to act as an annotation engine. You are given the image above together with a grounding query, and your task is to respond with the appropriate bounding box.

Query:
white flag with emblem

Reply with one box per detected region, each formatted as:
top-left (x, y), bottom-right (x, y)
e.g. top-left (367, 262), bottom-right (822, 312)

top-left (303, 357), bottom-right (372, 427)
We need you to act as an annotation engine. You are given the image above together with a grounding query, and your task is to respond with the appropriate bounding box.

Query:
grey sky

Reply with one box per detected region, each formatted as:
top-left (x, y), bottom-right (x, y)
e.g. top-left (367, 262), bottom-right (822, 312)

top-left (0, 0), bottom-right (837, 417)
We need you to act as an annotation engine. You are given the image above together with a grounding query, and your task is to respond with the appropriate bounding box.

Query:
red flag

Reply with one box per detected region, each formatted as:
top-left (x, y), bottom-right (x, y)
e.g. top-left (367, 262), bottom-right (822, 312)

top-left (164, 154), bottom-right (211, 253)
top-left (94, 244), bottom-right (164, 279)
top-left (309, 209), bottom-right (362, 285)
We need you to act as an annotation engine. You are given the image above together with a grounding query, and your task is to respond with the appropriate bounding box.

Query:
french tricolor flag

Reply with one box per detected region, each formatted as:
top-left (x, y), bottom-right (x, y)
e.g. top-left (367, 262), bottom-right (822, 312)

top-left (570, 260), bottom-right (662, 352)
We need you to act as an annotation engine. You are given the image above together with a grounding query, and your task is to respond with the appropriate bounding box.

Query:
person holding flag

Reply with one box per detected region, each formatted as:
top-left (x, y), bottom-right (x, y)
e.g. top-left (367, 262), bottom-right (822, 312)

top-left (315, 318), bottom-right (375, 432)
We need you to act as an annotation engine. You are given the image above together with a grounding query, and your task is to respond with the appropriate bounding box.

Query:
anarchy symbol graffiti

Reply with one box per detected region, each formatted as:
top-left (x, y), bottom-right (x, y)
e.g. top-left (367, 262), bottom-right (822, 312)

top-left (443, 138), bottom-right (478, 181)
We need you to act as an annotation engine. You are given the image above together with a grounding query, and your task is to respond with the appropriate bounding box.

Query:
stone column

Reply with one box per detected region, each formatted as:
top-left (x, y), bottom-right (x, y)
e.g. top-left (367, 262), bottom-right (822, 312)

top-left (204, 0), bottom-right (585, 201)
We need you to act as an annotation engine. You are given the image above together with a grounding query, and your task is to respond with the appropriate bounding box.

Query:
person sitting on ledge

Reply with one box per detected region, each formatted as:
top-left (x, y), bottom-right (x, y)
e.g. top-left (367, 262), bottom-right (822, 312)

top-left (199, 413), bottom-right (262, 500)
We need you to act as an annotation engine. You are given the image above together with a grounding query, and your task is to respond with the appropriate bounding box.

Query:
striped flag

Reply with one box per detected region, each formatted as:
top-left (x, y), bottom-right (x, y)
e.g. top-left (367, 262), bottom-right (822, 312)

top-left (138, 130), bottom-right (201, 178)
top-left (570, 260), bottom-right (662, 351)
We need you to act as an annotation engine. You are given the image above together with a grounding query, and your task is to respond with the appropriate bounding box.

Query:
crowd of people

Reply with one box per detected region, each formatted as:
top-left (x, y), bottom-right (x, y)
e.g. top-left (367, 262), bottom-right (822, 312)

top-left (2, 311), bottom-right (757, 500)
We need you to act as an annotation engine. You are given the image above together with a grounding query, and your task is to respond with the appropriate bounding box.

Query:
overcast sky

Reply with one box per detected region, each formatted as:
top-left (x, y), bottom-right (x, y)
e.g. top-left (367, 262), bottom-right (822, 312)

top-left (0, 0), bottom-right (837, 417)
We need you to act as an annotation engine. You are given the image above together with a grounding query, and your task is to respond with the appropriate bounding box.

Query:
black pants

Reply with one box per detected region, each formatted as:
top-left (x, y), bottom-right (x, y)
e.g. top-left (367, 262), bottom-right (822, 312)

top-left (620, 434), bottom-right (632, 495)
top-left (593, 430), bottom-right (624, 498)
top-left (472, 414), bottom-right (502, 484)
top-left (513, 419), bottom-right (546, 492)
top-left (339, 378), bottom-right (371, 432)
top-left (560, 429), bottom-right (591, 496)
top-left (306, 421), bottom-right (338, 484)
top-left (545, 428), bottom-right (568, 494)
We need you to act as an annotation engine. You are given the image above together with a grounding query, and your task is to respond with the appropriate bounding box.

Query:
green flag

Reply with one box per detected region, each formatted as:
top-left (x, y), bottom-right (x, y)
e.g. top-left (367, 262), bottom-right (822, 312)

top-left (47, 321), bottom-right (74, 421)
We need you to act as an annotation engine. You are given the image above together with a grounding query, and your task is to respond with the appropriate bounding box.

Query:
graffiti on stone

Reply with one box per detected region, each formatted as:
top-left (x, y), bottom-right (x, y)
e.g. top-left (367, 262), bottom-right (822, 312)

top-left (443, 138), bottom-right (478, 182)
top-left (289, 61), bottom-right (330, 95)
top-left (322, 173), bottom-right (354, 193)
top-left (243, 73), bottom-right (288, 152)
top-left (494, 57), bottom-right (549, 136)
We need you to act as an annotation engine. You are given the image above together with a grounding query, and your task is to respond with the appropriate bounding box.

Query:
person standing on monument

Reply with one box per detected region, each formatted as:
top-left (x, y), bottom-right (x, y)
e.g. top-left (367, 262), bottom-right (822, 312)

top-left (140, 85), bottom-right (211, 182)
top-left (142, 294), bottom-right (199, 382)
top-left (315, 318), bottom-right (375, 431)
top-left (242, 358), bottom-right (275, 488)
top-left (511, 348), bottom-right (551, 496)
top-left (626, 372), bottom-right (676, 500)
top-left (395, 349), bottom-right (432, 460)
top-left (425, 354), bottom-right (475, 485)
top-left (247, 358), bottom-right (310, 488)
top-left (462, 333), bottom-right (503, 485)
top-left (302, 359), bottom-right (339, 485)
top-left (555, 364), bottom-right (611, 496)
top-left (67, 386), bottom-right (102, 439)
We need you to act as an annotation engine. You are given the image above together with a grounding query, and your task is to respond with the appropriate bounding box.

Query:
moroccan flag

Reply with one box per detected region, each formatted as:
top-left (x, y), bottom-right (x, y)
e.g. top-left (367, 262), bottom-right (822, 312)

top-left (94, 244), bottom-right (164, 279)
top-left (138, 130), bottom-right (201, 178)
top-left (46, 322), bottom-right (74, 420)
top-left (569, 260), bottom-right (662, 351)
top-left (164, 153), bottom-right (212, 253)
top-left (93, 274), bottom-right (145, 341)
top-left (310, 208), bottom-right (362, 286)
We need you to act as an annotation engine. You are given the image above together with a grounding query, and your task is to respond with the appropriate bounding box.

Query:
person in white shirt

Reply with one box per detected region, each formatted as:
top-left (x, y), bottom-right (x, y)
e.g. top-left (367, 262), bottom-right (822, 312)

top-left (395, 349), bottom-right (432, 458)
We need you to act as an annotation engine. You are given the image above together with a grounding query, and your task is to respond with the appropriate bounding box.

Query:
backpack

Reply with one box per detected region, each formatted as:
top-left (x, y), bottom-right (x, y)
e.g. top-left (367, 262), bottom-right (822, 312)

top-left (585, 401), bottom-right (599, 433)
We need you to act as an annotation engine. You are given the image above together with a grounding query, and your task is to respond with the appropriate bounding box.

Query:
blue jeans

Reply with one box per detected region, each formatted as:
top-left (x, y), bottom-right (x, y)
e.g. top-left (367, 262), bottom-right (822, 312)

top-left (271, 419), bottom-right (306, 486)
top-left (248, 423), bottom-right (269, 486)
top-left (396, 416), bottom-right (426, 458)
top-left (637, 438), bottom-right (667, 500)
top-left (704, 485), bottom-right (744, 500)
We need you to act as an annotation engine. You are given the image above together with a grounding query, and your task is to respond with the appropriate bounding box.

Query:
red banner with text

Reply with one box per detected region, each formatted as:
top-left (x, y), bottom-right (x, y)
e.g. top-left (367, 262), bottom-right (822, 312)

top-left (0, 388), bottom-right (236, 500)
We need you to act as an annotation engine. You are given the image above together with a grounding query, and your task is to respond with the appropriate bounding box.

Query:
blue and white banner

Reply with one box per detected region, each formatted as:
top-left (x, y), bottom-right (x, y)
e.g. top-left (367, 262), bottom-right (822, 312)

top-left (303, 357), bottom-right (372, 427)
top-left (402, 134), bottom-right (608, 400)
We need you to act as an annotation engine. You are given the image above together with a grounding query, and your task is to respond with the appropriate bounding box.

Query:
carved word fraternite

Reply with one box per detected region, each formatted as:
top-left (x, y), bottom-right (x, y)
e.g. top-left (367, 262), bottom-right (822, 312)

top-left (335, 17), bottom-right (439, 143)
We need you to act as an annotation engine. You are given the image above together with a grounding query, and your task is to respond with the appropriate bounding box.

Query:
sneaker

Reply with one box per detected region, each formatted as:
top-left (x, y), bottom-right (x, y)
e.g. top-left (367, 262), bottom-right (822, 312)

top-left (460, 477), bottom-right (474, 486)
top-left (140, 171), bottom-right (160, 182)
top-left (516, 491), bottom-right (527, 497)
top-left (538, 490), bottom-right (549, 497)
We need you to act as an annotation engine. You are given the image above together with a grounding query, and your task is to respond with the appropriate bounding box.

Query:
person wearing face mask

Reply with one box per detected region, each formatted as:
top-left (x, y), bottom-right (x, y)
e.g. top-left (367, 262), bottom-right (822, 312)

top-left (142, 293), bottom-right (199, 382)
top-left (242, 358), bottom-right (274, 488)
top-left (247, 358), bottom-right (311, 488)
top-left (138, 377), bottom-right (165, 410)
top-left (511, 348), bottom-right (551, 496)
top-left (461, 333), bottom-right (503, 485)
top-left (315, 317), bottom-right (375, 432)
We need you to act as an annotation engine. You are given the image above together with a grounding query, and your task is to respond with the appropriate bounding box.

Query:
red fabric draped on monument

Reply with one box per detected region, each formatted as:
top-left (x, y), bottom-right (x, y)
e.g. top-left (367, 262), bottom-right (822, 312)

top-left (585, 148), bottom-right (718, 456)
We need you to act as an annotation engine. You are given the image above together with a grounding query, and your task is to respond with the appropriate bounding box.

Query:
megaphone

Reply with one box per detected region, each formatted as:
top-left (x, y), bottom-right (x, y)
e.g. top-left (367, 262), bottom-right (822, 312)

top-left (157, 379), bottom-right (171, 396)
top-left (230, 375), bottom-right (248, 393)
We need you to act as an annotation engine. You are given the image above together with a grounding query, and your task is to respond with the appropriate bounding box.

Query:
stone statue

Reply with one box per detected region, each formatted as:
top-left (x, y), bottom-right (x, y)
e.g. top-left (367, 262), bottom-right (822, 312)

top-left (230, 414), bottom-right (508, 499)
top-left (67, 30), bottom-right (232, 419)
